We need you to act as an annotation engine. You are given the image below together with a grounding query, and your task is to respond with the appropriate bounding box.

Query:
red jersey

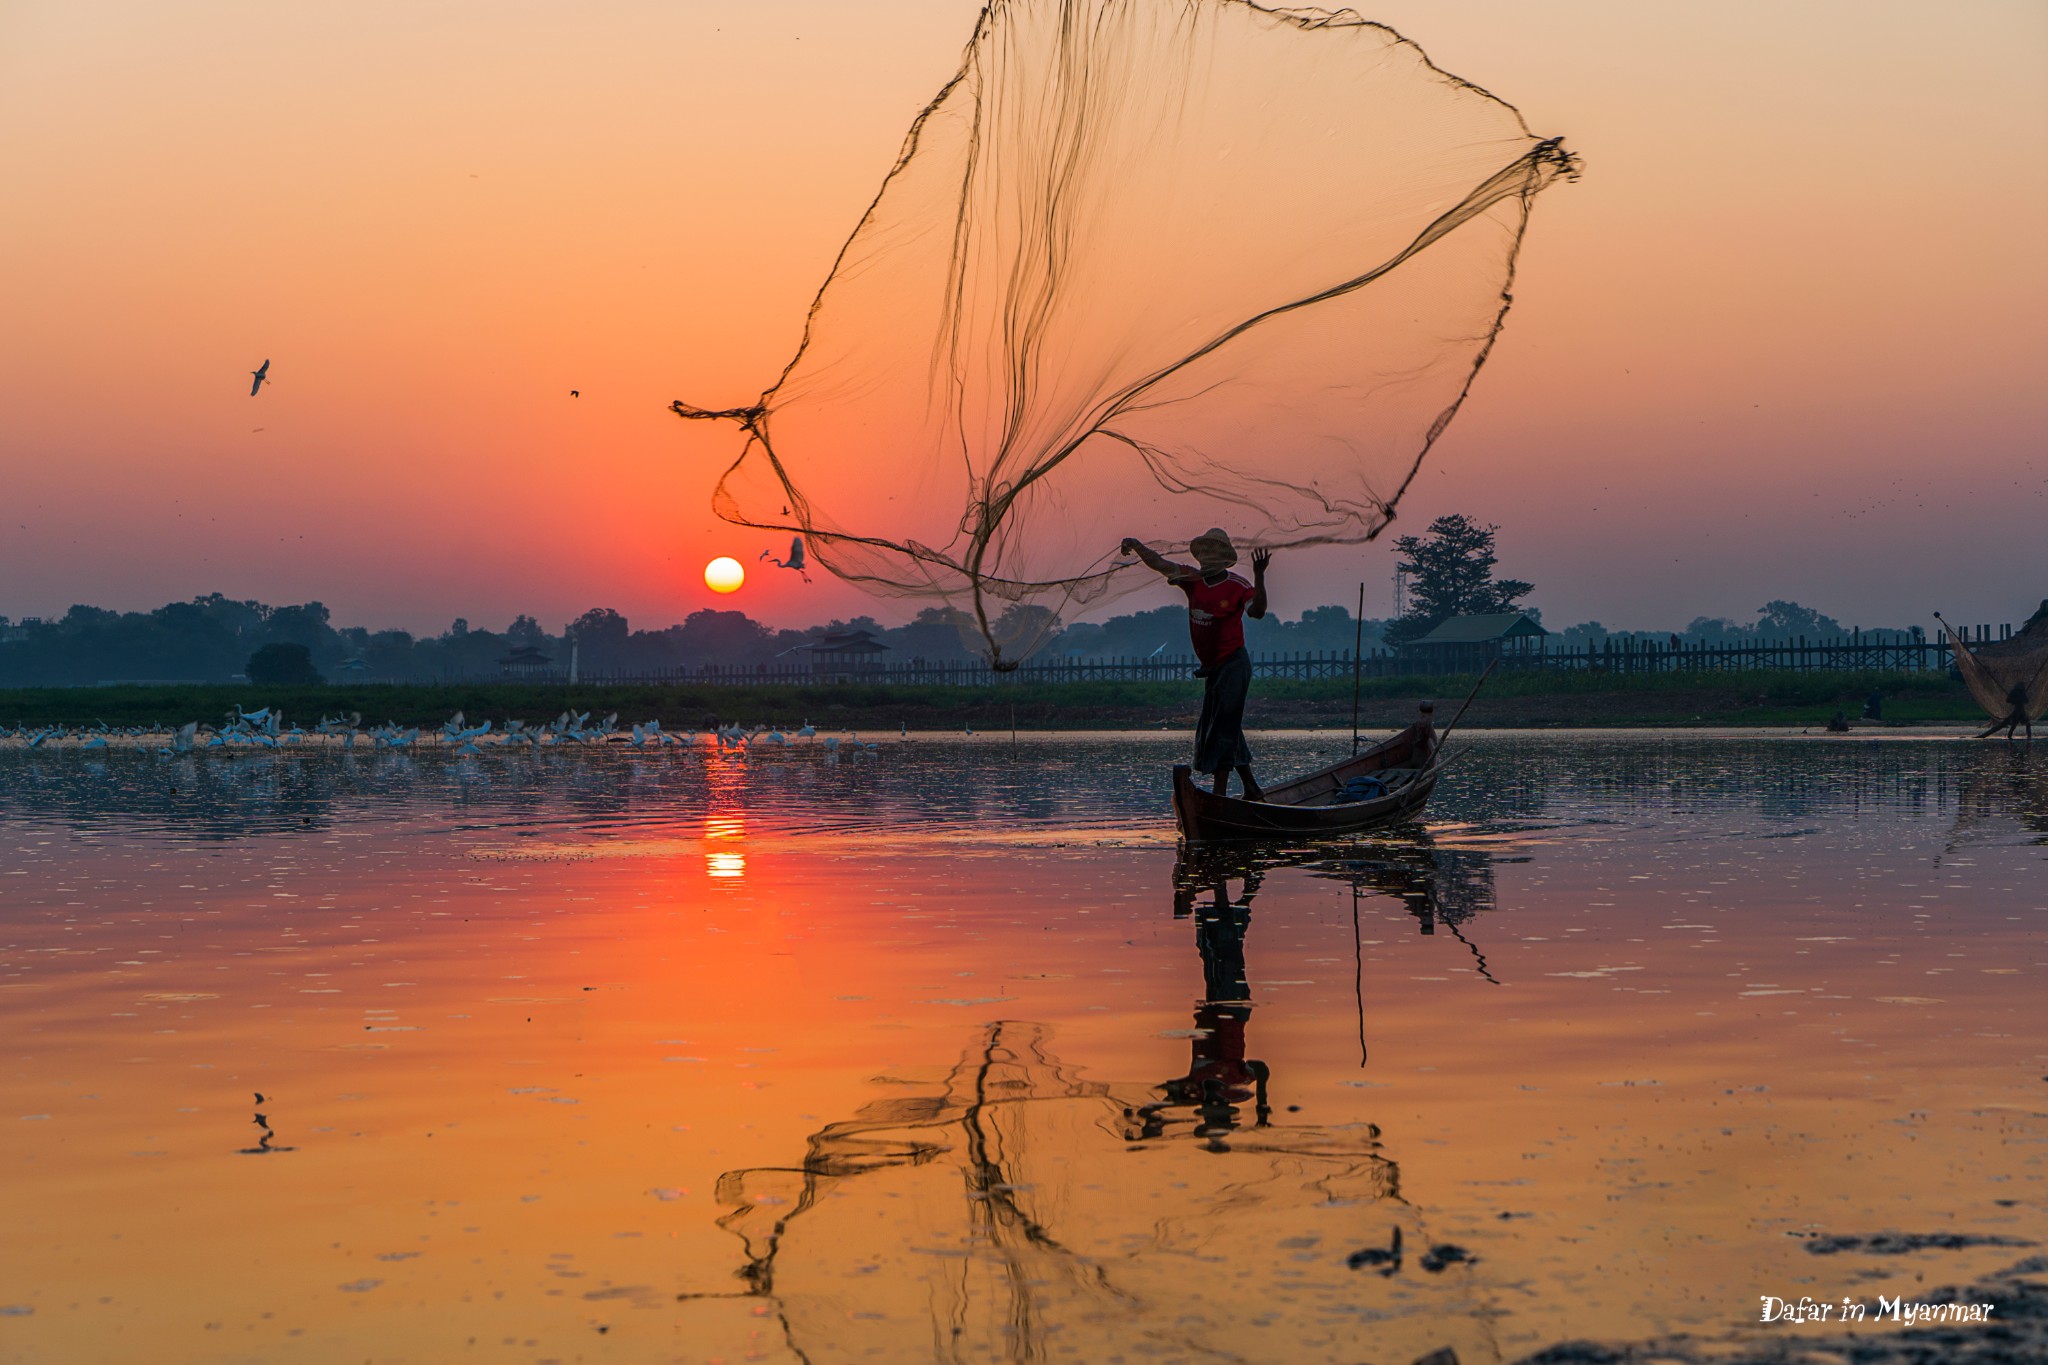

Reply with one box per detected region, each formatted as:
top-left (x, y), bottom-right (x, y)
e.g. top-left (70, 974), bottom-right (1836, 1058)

top-left (1176, 570), bottom-right (1254, 667)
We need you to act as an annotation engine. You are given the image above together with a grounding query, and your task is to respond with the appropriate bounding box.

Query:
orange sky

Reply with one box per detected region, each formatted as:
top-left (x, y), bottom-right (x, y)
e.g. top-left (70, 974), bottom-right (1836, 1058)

top-left (2, 1), bottom-right (2043, 636)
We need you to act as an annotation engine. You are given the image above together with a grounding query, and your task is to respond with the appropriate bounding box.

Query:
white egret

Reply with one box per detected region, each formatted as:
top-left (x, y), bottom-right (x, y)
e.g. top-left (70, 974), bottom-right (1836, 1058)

top-left (760, 536), bottom-right (811, 582)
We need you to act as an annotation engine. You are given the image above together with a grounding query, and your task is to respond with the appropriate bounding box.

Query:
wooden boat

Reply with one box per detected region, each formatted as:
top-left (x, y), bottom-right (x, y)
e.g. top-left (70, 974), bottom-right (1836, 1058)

top-left (1171, 703), bottom-right (1441, 842)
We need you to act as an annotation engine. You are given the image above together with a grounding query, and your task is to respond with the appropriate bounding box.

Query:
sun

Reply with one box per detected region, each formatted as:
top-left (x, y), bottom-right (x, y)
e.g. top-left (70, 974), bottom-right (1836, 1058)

top-left (704, 556), bottom-right (745, 594)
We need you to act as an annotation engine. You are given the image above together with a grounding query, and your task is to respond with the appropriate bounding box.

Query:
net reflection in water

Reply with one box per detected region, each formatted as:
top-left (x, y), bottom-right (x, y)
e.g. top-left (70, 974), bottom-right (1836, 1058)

top-left (700, 832), bottom-right (1505, 1365)
top-left (694, 1020), bottom-right (1495, 1364)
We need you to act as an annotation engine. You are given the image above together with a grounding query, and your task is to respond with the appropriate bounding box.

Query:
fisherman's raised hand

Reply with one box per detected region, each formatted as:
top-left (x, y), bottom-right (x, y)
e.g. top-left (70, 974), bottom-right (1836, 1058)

top-left (1120, 537), bottom-right (1144, 556)
top-left (1251, 547), bottom-right (1272, 577)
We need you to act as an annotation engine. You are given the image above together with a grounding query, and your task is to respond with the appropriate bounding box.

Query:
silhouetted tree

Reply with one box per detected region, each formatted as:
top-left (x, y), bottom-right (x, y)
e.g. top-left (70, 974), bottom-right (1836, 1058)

top-left (246, 642), bottom-right (323, 686)
top-left (61, 604), bottom-right (120, 630)
top-left (676, 609), bottom-right (775, 666)
top-left (884, 606), bottom-right (982, 661)
top-left (191, 592), bottom-right (268, 641)
top-left (993, 603), bottom-right (1062, 650)
top-left (361, 630), bottom-right (415, 676)
top-left (1754, 600), bottom-right (1844, 638)
top-left (565, 607), bottom-right (631, 666)
top-left (1384, 514), bottom-right (1533, 646)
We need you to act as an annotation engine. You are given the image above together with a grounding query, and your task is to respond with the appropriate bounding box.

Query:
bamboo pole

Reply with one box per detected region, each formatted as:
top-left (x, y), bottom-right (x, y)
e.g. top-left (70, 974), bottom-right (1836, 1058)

top-left (1351, 582), bottom-right (1366, 754)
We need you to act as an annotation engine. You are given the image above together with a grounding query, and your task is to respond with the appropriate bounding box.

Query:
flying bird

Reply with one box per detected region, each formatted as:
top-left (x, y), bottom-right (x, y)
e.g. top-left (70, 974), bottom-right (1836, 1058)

top-left (250, 359), bottom-right (270, 396)
top-left (569, 390), bottom-right (579, 398)
top-left (761, 536), bottom-right (810, 581)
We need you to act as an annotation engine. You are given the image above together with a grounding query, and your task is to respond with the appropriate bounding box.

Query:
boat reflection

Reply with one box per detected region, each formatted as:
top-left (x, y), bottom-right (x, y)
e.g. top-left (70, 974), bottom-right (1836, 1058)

top-left (688, 836), bottom-right (1501, 1363)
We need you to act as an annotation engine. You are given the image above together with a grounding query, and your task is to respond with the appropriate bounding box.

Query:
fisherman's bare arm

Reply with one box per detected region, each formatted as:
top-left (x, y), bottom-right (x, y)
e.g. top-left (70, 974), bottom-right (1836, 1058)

top-left (1120, 538), bottom-right (1189, 580)
top-left (1248, 548), bottom-right (1271, 618)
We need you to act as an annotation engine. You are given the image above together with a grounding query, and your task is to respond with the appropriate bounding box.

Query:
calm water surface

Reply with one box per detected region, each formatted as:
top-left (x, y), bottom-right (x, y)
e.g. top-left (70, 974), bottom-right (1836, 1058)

top-left (2, 733), bottom-right (2043, 1364)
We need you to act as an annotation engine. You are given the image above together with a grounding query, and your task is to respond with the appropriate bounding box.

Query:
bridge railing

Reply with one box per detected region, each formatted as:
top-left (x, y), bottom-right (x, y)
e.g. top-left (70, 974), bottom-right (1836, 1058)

top-left (467, 629), bottom-right (1993, 688)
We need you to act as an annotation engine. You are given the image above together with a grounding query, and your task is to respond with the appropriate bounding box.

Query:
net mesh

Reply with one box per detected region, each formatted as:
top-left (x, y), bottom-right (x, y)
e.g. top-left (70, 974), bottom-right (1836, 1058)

top-left (1940, 603), bottom-right (2048, 730)
top-left (674, 0), bottom-right (1576, 666)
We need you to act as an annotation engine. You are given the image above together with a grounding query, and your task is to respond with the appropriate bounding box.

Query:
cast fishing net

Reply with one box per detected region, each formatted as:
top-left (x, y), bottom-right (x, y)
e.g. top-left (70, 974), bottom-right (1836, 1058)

top-left (1941, 602), bottom-right (2048, 731)
top-left (674, 0), bottom-right (1577, 666)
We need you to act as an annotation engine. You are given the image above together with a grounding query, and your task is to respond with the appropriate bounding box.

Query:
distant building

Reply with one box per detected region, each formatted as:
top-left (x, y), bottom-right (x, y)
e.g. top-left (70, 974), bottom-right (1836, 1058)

top-left (498, 644), bottom-right (555, 678)
top-left (1401, 612), bottom-right (1549, 669)
top-left (336, 657), bottom-right (372, 675)
top-left (792, 629), bottom-right (891, 681)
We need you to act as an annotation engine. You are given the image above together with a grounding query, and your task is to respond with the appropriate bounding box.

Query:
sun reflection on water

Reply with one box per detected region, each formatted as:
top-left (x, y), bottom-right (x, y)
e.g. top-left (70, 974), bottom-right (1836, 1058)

top-left (704, 813), bottom-right (747, 880)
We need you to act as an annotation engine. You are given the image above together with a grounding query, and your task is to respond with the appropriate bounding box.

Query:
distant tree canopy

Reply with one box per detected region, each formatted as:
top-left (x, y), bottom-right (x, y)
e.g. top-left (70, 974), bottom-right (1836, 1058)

top-left (677, 608), bottom-right (775, 664)
top-left (0, 570), bottom-right (1942, 690)
top-left (264, 602), bottom-right (333, 649)
top-left (1557, 602), bottom-right (1922, 647)
top-left (1384, 514), bottom-right (1534, 646)
top-left (245, 642), bottom-right (323, 686)
top-left (0, 590), bottom-right (1391, 686)
top-left (565, 607), bottom-right (631, 665)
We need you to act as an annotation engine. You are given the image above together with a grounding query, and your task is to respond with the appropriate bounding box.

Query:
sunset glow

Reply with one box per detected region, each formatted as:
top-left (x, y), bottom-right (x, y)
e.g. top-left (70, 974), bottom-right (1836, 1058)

top-left (0, 1), bottom-right (2040, 634)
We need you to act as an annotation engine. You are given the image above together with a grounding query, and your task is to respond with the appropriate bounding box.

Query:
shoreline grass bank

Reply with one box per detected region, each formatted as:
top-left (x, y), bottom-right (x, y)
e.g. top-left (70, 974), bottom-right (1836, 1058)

top-left (0, 669), bottom-right (1982, 732)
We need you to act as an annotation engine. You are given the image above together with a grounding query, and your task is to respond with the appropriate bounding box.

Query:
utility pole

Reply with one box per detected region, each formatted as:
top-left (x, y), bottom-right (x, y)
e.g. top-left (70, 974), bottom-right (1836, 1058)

top-left (1393, 567), bottom-right (1406, 620)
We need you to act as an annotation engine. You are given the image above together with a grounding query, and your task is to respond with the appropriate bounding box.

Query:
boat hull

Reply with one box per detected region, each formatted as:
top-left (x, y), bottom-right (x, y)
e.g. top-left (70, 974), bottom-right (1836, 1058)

top-left (1170, 718), bottom-right (1440, 843)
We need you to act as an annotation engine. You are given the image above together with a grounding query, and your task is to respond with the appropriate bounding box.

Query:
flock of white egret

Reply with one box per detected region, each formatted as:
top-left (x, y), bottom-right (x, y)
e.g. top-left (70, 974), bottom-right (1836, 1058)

top-left (0, 709), bottom-right (921, 756)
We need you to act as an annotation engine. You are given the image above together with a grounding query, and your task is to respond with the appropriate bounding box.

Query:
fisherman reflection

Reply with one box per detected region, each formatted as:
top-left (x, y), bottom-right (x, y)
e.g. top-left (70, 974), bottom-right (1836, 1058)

top-left (1144, 835), bottom-right (1501, 1146)
top-left (1143, 852), bottom-right (1272, 1146)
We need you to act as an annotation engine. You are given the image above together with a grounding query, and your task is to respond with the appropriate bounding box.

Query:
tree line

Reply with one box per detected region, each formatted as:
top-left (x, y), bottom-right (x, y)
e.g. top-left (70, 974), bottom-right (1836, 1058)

top-left (0, 515), bottom-right (1921, 687)
top-left (0, 597), bottom-right (1387, 687)
top-left (1382, 514), bottom-right (1921, 648)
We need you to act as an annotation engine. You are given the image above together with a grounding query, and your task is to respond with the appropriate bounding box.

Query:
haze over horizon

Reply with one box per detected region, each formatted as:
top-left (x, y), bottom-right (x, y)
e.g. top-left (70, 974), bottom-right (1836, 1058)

top-left (4, 1), bottom-right (2042, 639)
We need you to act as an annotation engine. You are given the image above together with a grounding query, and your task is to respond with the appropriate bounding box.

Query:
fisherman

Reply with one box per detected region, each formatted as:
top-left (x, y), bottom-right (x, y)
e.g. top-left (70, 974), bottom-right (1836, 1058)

top-left (1121, 528), bottom-right (1270, 799)
top-left (1985, 681), bottom-right (2033, 742)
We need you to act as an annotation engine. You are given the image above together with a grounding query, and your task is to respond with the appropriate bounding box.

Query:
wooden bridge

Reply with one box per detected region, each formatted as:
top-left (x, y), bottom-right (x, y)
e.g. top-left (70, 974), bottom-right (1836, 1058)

top-left (501, 624), bottom-right (2012, 689)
